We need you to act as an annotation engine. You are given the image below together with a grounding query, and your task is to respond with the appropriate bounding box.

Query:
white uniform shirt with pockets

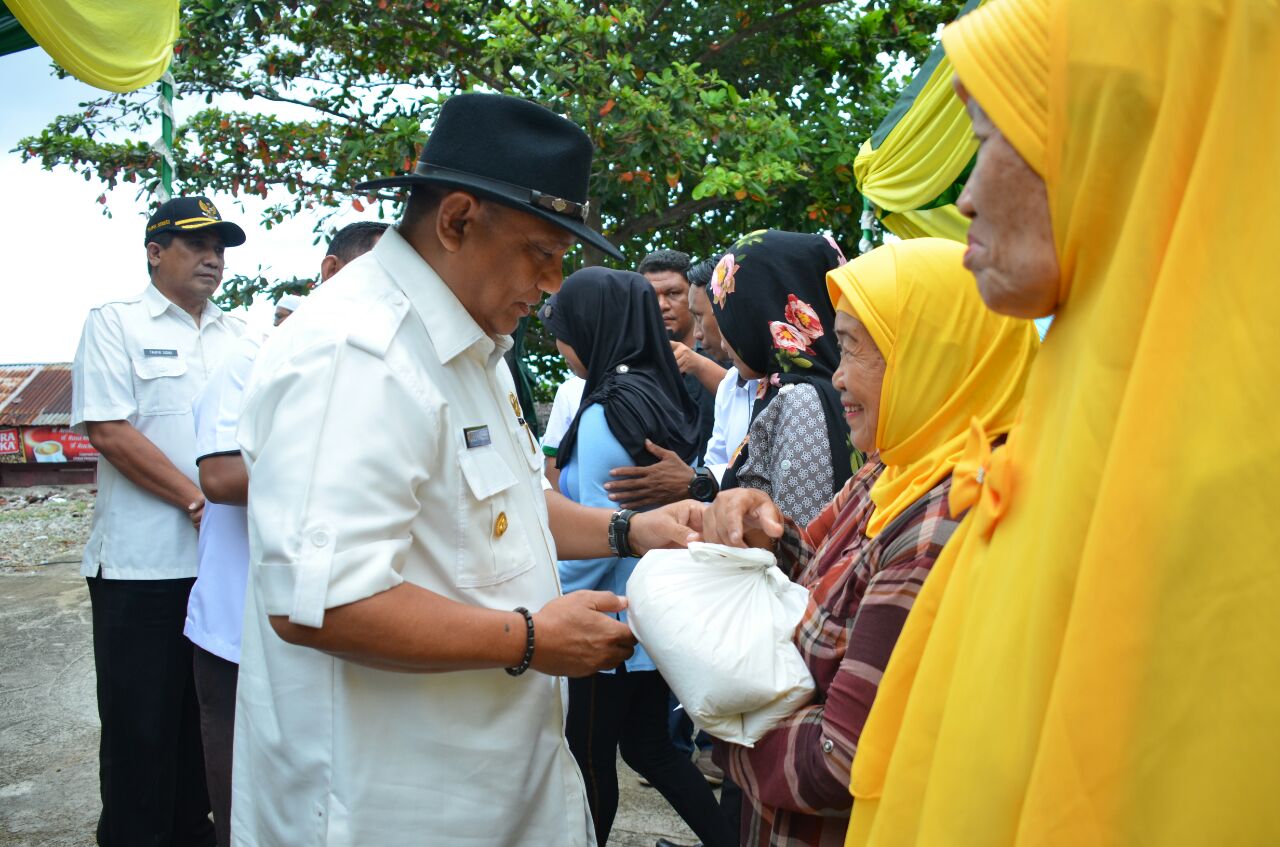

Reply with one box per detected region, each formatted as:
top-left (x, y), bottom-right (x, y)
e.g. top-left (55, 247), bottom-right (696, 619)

top-left (230, 227), bottom-right (593, 846)
top-left (71, 284), bottom-right (245, 579)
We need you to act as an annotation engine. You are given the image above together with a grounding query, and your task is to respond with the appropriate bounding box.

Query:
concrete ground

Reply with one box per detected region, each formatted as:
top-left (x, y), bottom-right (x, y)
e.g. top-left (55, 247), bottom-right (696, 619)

top-left (0, 488), bottom-right (704, 847)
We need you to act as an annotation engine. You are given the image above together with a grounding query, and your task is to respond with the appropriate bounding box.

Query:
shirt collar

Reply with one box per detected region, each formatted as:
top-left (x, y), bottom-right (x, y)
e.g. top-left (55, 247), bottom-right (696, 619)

top-left (143, 283), bottom-right (174, 318)
top-left (372, 227), bottom-right (511, 365)
top-left (142, 283), bottom-right (226, 325)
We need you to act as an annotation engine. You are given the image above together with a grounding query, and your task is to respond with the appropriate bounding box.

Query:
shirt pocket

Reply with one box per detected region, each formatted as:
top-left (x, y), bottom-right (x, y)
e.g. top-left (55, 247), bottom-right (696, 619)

top-left (131, 355), bottom-right (190, 415)
top-left (456, 445), bottom-right (536, 588)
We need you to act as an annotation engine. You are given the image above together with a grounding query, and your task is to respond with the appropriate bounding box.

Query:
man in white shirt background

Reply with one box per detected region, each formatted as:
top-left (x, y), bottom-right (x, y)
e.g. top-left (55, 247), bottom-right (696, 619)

top-left (687, 256), bottom-right (758, 482)
top-left (185, 221), bottom-right (386, 847)
top-left (70, 195), bottom-right (246, 847)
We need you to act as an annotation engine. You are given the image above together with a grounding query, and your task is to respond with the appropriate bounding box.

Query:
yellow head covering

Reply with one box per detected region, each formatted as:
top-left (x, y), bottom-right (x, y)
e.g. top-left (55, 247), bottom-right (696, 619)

top-left (826, 239), bottom-right (1037, 538)
top-left (849, 1), bottom-right (1280, 845)
top-left (938, 0), bottom-right (1048, 176)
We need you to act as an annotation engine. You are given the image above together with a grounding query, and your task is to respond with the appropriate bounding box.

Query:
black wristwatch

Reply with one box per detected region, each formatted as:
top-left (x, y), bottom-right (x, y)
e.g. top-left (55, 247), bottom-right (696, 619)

top-left (688, 466), bottom-right (719, 503)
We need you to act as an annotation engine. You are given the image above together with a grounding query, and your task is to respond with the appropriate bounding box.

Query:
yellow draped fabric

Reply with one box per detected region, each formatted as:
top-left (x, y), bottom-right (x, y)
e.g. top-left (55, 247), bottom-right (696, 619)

top-left (7, 0), bottom-right (177, 93)
top-left (865, 205), bottom-right (971, 243)
top-left (826, 239), bottom-right (1037, 538)
top-left (848, 0), bottom-right (1280, 845)
top-left (853, 1), bottom-right (988, 242)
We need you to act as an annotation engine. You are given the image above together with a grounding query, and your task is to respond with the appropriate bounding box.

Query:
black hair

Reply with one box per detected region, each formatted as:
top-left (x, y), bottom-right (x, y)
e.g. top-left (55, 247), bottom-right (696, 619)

top-left (637, 249), bottom-right (691, 277)
top-left (326, 221), bottom-right (390, 264)
top-left (399, 184), bottom-right (451, 231)
top-left (145, 230), bottom-right (177, 276)
top-left (686, 255), bottom-right (720, 288)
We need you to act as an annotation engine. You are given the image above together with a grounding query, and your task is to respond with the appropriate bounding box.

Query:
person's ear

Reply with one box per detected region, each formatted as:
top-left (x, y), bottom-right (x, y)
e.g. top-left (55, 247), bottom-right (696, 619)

top-left (952, 75), bottom-right (971, 104)
top-left (147, 241), bottom-right (164, 269)
top-left (435, 191), bottom-right (482, 254)
top-left (319, 254), bottom-right (342, 282)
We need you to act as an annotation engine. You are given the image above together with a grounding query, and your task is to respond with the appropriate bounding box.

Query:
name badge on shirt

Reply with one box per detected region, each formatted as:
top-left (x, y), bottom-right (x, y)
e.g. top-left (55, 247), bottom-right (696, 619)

top-left (463, 425), bottom-right (492, 449)
top-left (143, 348), bottom-right (179, 358)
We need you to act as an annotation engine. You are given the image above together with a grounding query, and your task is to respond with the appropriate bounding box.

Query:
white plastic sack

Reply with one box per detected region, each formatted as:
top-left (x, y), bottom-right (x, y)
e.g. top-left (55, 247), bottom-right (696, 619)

top-left (626, 541), bottom-right (815, 746)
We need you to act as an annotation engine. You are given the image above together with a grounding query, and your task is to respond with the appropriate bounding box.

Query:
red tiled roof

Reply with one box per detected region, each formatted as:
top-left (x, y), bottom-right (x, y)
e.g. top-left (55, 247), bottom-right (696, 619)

top-left (0, 364), bottom-right (74, 426)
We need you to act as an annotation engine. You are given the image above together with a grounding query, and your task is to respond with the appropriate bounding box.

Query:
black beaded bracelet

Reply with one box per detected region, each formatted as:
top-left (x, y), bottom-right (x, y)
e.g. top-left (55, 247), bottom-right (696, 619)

top-left (505, 606), bottom-right (536, 677)
top-left (608, 509), bottom-right (636, 558)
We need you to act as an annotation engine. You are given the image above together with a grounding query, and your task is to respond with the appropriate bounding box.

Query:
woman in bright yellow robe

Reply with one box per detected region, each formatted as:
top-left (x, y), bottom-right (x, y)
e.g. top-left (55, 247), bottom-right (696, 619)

top-left (847, 0), bottom-right (1280, 844)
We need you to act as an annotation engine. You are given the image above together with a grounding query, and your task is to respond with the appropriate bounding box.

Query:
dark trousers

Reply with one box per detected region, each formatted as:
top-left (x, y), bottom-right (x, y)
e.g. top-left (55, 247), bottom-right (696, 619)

top-left (668, 694), bottom-right (714, 755)
top-left (567, 668), bottom-right (734, 847)
top-left (192, 646), bottom-right (238, 847)
top-left (720, 776), bottom-right (743, 845)
top-left (87, 576), bottom-right (214, 847)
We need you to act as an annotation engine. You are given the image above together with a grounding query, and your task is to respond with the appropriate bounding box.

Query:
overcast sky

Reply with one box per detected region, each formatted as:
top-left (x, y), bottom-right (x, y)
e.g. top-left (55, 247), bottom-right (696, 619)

top-left (0, 47), bottom-right (377, 364)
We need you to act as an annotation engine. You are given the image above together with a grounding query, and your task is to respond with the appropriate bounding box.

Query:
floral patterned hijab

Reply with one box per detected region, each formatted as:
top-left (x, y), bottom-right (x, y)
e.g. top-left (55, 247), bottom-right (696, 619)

top-left (709, 229), bottom-right (855, 492)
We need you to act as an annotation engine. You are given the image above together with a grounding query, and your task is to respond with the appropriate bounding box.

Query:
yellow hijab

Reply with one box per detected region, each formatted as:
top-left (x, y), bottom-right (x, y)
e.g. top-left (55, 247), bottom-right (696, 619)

top-left (849, 1), bottom-right (1280, 845)
top-left (826, 238), bottom-right (1037, 538)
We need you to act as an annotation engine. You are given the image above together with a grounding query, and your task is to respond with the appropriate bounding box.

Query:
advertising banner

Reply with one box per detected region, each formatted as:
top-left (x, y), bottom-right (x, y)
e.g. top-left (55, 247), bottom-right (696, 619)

top-left (20, 426), bottom-right (99, 463)
top-left (0, 428), bottom-right (19, 456)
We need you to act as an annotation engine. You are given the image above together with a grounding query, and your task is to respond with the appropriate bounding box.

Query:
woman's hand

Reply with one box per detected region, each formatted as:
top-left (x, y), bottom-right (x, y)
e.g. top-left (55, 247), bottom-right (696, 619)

top-left (699, 488), bottom-right (784, 548)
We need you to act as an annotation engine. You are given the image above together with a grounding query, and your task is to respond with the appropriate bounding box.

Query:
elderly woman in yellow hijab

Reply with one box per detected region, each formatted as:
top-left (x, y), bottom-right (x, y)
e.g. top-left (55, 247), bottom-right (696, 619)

top-left (698, 237), bottom-right (1037, 847)
top-left (847, 0), bottom-right (1280, 845)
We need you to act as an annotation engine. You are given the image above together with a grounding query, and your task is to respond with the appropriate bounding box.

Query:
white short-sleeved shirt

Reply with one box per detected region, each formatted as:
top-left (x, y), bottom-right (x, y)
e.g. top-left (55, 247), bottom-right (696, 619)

top-left (185, 333), bottom-right (263, 663)
top-left (231, 228), bottom-right (593, 846)
top-left (704, 366), bottom-right (759, 482)
top-left (72, 285), bottom-right (245, 579)
top-left (540, 374), bottom-right (586, 457)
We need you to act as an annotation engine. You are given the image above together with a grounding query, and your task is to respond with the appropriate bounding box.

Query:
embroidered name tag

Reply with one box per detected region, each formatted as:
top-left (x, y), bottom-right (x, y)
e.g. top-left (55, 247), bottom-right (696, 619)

top-left (463, 425), bottom-right (492, 449)
top-left (143, 348), bottom-right (178, 358)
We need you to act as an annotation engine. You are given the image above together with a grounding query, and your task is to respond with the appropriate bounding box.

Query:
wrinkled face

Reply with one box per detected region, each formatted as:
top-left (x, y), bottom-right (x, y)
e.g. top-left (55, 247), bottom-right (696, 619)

top-left (457, 203), bottom-right (576, 336)
top-left (832, 310), bottom-right (886, 454)
top-left (556, 339), bottom-right (588, 379)
top-left (644, 270), bottom-right (694, 341)
top-left (956, 81), bottom-right (1061, 319)
top-left (148, 230), bottom-right (226, 303)
top-left (687, 284), bottom-right (726, 360)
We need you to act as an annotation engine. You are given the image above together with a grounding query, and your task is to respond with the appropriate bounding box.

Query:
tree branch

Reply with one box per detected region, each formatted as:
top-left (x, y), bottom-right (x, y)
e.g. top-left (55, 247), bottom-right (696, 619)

top-left (645, 0), bottom-right (673, 30)
top-left (609, 195), bottom-right (729, 241)
top-left (695, 0), bottom-right (845, 65)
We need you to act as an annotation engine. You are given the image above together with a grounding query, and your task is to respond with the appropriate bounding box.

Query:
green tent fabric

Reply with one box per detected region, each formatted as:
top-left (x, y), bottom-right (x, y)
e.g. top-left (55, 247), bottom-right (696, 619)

top-left (853, 0), bottom-right (985, 241)
top-left (0, 1), bottom-right (37, 57)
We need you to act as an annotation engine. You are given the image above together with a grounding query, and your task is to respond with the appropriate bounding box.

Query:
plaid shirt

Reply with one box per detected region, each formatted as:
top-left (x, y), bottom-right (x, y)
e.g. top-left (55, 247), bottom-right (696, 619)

top-left (716, 458), bottom-right (961, 847)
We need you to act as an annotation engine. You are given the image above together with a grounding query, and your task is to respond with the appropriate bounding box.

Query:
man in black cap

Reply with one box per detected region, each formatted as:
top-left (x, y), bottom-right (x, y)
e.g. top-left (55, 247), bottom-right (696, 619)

top-left (70, 195), bottom-right (247, 847)
top-left (231, 93), bottom-right (697, 845)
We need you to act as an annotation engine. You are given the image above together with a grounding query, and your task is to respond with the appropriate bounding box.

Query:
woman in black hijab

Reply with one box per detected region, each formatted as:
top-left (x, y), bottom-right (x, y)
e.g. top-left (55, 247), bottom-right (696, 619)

top-left (709, 229), bottom-right (858, 524)
top-left (542, 266), bottom-right (733, 847)
top-left (545, 267), bottom-right (701, 472)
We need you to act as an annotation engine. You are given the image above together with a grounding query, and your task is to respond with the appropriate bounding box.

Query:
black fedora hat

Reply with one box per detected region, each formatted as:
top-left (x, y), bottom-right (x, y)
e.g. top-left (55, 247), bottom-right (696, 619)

top-left (355, 93), bottom-right (622, 260)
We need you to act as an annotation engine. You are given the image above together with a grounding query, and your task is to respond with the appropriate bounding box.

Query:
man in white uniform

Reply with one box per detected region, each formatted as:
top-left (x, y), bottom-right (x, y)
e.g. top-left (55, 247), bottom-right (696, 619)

top-left (186, 221), bottom-right (386, 847)
top-left (71, 195), bottom-right (246, 846)
top-left (232, 94), bottom-right (667, 845)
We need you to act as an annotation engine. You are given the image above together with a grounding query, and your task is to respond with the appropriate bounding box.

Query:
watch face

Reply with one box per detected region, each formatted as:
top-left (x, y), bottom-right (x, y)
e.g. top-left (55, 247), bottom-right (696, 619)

top-left (690, 474), bottom-right (716, 502)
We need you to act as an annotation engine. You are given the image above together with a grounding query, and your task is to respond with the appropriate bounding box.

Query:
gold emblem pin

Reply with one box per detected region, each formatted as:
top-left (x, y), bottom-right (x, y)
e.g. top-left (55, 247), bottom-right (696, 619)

top-left (494, 512), bottom-right (509, 538)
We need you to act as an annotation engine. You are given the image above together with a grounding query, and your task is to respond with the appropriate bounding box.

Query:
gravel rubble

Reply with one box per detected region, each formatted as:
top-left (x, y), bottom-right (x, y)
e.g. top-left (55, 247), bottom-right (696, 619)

top-left (0, 485), bottom-right (95, 574)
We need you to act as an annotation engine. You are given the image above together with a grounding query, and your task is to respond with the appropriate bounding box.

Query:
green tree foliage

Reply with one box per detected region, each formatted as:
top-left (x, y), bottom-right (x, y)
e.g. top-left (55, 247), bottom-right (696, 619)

top-left (17, 0), bottom-right (962, 396)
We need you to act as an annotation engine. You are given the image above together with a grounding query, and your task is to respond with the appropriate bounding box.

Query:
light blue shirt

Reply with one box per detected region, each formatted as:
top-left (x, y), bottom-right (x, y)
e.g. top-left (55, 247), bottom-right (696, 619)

top-left (557, 403), bottom-right (654, 672)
